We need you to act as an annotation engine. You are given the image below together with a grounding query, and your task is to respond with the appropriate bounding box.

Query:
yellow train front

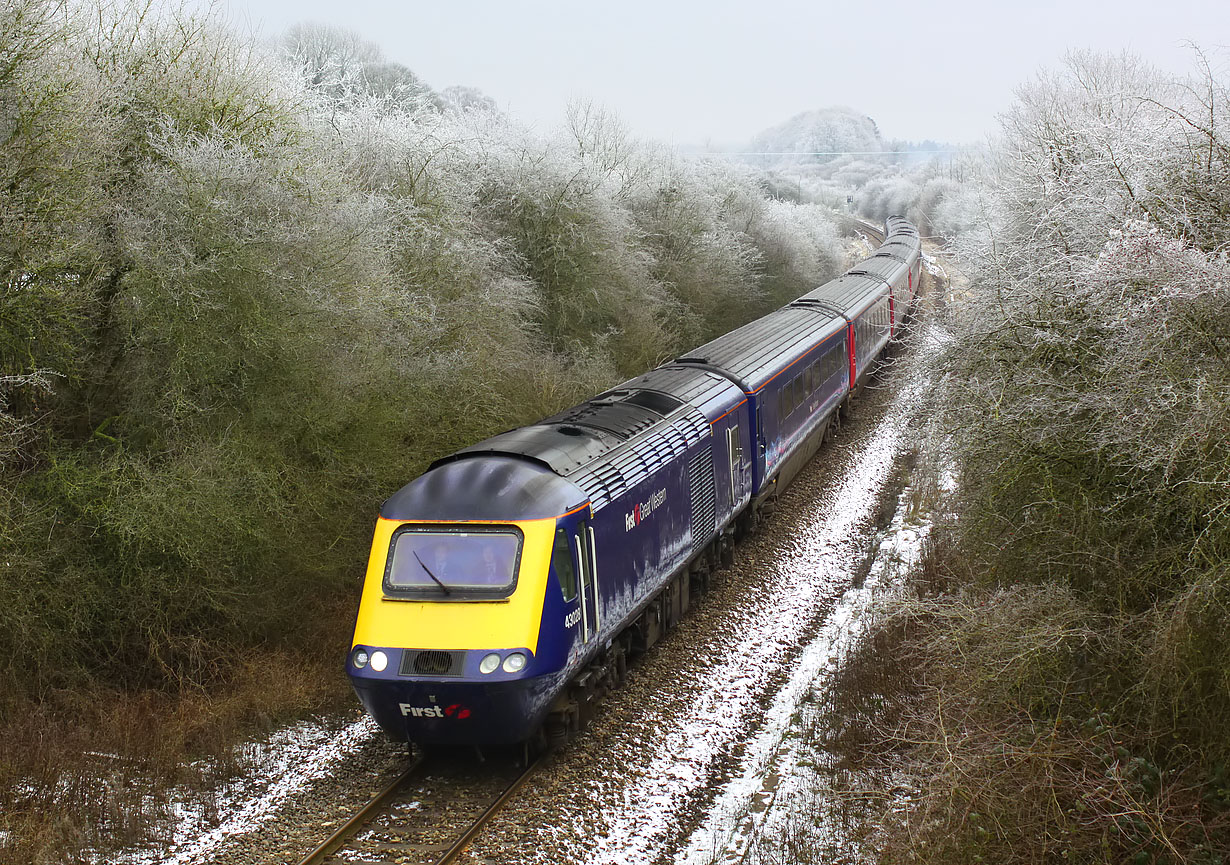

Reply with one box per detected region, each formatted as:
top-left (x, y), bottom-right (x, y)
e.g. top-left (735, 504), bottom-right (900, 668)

top-left (347, 455), bottom-right (590, 745)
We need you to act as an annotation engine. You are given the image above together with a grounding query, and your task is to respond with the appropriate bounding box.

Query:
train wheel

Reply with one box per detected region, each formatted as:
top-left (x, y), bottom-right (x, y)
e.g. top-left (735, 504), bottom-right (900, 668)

top-left (824, 414), bottom-right (838, 442)
top-left (736, 508), bottom-right (758, 539)
top-left (614, 646), bottom-right (627, 685)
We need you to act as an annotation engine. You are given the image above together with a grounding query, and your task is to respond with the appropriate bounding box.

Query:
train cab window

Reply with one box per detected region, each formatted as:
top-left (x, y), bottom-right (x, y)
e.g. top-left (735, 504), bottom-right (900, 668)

top-left (552, 528), bottom-right (578, 602)
top-left (384, 526), bottom-right (522, 599)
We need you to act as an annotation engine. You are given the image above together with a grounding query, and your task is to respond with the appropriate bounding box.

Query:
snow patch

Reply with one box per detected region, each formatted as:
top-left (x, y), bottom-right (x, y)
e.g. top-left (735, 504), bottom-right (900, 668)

top-left (681, 478), bottom-right (935, 865)
top-left (922, 249), bottom-right (947, 279)
top-left (106, 716), bottom-right (378, 865)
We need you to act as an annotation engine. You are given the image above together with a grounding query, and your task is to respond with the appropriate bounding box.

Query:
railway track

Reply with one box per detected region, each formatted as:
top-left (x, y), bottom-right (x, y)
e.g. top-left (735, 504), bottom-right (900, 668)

top-left (842, 215), bottom-right (886, 245)
top-left (288, 215), bottom-right (905, 865)
top-left (296, 751), bottom-right (545, 865)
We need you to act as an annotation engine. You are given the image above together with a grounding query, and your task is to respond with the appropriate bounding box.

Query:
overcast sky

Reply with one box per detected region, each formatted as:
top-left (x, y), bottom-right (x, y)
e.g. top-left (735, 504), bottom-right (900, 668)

top-left (219, 0), bottom-right (1227, 146)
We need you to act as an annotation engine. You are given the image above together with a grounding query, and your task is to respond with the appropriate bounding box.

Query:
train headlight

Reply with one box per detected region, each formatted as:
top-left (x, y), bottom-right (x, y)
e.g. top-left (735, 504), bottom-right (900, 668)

top-left (502, 652), bottom-right (527, 674)
top-left (370, 650), bottom-right (388, 672)
top-left (352, 649), bottom-right (369, 669)
top-left (479, 653), bottom-right (501, 674)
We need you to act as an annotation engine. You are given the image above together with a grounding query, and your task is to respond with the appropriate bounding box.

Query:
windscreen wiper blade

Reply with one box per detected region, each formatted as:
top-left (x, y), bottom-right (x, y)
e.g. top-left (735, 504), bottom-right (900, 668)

top-left (412, 550), bottom-right (452, 596)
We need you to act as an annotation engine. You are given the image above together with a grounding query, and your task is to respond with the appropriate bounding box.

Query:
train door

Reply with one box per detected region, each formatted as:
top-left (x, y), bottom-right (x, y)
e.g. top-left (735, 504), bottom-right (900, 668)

top-left (573, 519), bottom-right (600, 643)
top-left (754, 400), bottom-right (766, 493)
top-left (726, 424), bottom-right (747, 505)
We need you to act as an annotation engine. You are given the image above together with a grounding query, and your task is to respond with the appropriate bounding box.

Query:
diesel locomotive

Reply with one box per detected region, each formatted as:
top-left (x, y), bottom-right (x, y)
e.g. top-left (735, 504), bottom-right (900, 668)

top-left (347, 217), bottom-right (923, 747)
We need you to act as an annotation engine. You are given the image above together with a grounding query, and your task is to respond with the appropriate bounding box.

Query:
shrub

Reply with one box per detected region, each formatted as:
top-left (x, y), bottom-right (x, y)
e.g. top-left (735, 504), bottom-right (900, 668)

top-left (827, 48), bottom-right (1230, 865)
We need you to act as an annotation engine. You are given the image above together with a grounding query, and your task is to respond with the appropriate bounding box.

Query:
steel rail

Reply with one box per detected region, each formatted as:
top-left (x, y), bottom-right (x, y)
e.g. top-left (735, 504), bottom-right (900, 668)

top-left (844, 216), bottom-right (886, 244)
top-left (433, 752), bottom-right (548, 865)
top-left (294, 755), bottom-right (426, 865)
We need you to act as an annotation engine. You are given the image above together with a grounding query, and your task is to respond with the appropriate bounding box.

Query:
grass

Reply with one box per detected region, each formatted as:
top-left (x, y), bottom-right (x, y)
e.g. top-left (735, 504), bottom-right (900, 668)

top-left (0, 593), bottom-right (355, 865)
top-left (795, 525), bottom-right (1230, 865)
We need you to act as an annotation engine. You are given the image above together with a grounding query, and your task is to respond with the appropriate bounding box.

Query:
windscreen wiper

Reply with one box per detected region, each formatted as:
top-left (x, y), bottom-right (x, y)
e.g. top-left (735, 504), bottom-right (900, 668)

top-left (412, 551), bottom-right (452, 596)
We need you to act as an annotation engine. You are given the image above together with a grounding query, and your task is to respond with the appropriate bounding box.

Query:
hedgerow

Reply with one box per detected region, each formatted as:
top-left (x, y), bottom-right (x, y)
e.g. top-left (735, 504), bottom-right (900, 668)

top-left (813, 49), bottom-right (1230, 865)
top-left (0, 1), bottom-right (847, 709)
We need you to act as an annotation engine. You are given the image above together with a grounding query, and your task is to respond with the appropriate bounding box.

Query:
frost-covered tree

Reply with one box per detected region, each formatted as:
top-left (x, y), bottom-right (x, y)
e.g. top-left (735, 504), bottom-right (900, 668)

top-left (750, 106), bottom-right (883, 166)
top-left (282, 21), bottom-right (439, 109)
top-left (939, 47), bottom-right (1230, 758)
top-left (441, 84), bottom-right (497, 113)
top-left (824, 50), bottom-right (1230, 865)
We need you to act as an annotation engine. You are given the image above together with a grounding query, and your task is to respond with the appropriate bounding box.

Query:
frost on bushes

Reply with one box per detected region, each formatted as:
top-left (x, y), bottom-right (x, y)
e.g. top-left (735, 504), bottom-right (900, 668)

top-left (752, 200), bottom-right (845, 303)
top-left (737, 102), bottom-right (984, 239)
top-left (0, 2), bottom-right (851, 700)
top-left (792, 49), bottom-right (1230, 865)
top-left (935, 46), bottom-right (1230, 756)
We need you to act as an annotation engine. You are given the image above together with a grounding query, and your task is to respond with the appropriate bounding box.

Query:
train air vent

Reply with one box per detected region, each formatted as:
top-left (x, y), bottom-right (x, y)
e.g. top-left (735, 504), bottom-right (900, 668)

top-left (557, 425), bottom-right (586, 436)
top-left (400, 649), bottom-right (464, 677)
top-left (689, 443), bottom-right (717, 552)
top-left (624, 390), bottom-right (683, 415)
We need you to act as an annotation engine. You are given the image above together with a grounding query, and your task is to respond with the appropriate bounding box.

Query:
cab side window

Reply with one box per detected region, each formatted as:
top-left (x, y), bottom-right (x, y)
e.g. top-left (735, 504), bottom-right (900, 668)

top-left (552, 528), bottom-right (578, 601)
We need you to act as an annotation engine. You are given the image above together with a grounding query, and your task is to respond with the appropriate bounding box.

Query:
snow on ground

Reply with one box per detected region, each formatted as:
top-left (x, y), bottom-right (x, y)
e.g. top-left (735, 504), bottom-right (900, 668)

top-left (580, 340), bottom-right (937, 865)
top-left (921, 249), bottom-right (947, 279)
top-left (681, 478), bottom-right (934, 865)
top-left (108, 716), bottom-right (377, 865)
top-left (676, 335), bottom-right (946, 865)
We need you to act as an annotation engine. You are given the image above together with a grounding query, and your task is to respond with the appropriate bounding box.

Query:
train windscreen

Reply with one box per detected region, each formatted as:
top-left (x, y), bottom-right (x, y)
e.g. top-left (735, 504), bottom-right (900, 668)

top-left (384, 527), bottom-right (522, 598)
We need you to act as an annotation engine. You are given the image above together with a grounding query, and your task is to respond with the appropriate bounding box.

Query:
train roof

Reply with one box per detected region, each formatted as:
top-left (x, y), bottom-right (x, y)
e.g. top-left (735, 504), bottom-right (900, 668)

top-left (381, 456), bottom-right (586, 521)
top-left (674, 306), bottom-right (846, 394)
top-left (848, 253), bottom-right (909, 282)
top-left (875, 239), bottom-right (920, 260)
top-left (792, 273), bottom-right (889, 318)
top-left (886, 215), bottom-right (919, 238)
top-left (600, 365), bottom-right (747, 425)
top-left (425, 379), bottom-right (723, 512)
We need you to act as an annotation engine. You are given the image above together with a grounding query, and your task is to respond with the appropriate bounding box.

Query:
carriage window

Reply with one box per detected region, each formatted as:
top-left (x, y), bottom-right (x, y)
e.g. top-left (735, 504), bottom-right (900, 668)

top-left (552, 528), bottom-right (577, 602)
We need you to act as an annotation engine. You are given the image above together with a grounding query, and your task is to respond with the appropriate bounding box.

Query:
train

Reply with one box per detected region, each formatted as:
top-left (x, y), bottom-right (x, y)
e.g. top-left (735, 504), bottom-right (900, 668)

top-left (347, 216), bottom-right (923, 748)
